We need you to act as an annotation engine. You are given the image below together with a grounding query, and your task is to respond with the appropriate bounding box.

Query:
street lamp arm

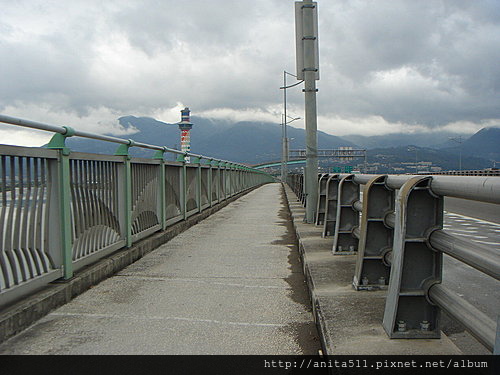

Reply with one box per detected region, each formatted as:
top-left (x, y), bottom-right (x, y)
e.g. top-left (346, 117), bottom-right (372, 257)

top-left (280, 80), bottom-right (304, 90)
top-left (285, 117), bottom-right (301, 125)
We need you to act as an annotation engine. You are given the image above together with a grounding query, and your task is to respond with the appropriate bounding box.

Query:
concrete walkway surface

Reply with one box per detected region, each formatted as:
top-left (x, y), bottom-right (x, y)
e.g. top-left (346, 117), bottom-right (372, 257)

top-left (0, 183), bottom-right (320, 355)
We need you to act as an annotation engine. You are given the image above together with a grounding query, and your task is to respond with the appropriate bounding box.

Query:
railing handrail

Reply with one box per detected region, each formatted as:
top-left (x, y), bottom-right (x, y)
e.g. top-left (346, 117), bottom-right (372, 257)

top-left (0, 114), bottom-right (253, 170)
top-left (334, 173), bottom-right (500, 204)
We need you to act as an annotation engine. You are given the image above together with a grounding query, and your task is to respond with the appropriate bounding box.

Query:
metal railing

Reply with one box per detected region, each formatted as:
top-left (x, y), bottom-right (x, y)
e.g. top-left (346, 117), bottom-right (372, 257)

top-left (288, 172), bottom-right (500, 352)
top-left (420, 168), bottom-right (500, 177)
top-left (0, 114), bottom-right (274, 307)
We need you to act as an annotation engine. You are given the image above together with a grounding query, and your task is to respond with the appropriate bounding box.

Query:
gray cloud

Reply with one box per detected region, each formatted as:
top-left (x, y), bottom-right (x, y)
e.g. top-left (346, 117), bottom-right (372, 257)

top-left (0, 0), bottom-right (499, 144)
top-left (318, 0), bottom-right (500, 126)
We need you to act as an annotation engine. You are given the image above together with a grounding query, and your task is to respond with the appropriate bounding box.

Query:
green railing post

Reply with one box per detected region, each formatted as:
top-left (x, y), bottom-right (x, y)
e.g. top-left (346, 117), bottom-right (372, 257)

top-left (206, 158), bottom-right (213, 207)
top-left (212, 159), bottom-right (220, 203)
top-left (46, 127), bottom-right (75, 280)
top-left (220, 162), bottom-right (226, 200)
top-left (192, 156), bottom-right (202, 213)
top-left (177, 153), bottom-right (188, 220)
top-left (153, 149), bottom-right (167, 230)
top-left (115, 141), bottom-right (134, 247)
top-left (229, 163), bottom-right (234, 196)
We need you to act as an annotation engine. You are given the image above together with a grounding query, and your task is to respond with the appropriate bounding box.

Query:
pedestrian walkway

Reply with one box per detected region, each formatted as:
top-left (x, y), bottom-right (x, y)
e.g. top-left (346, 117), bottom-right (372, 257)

top-left (0, 183), bottom-right (320, 355)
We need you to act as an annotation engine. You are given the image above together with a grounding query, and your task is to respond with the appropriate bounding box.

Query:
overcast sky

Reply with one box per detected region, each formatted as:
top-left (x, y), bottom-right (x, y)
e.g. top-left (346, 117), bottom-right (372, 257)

top-left (1, 0), bottom-right (499, 146)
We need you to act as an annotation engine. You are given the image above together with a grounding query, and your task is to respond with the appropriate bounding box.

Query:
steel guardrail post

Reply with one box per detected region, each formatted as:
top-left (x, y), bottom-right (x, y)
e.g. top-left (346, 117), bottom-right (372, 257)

top-left (315, 173), bottom-right (329, 225)
top-left (383, 176), bottom-right (443, 339)
top-left (332, 174), bottom-right (360, 254)
top-left (115, 141), bottom-right (134, 247)
top-left (46, 127), bottom-right (76, 279)
top-left (153, 149), bottom-right (167, 230)
top-left (322, 174), bottom-right (339, 237)
top-left (353, 175), bottom-right (394, 290)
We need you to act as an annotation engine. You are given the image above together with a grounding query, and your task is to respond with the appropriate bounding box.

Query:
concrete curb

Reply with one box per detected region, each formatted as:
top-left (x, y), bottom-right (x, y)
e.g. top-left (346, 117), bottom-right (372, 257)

top-left (282, 184), bottom-right (462, 355)
top-left (0, 186), bottom-right (262, 344)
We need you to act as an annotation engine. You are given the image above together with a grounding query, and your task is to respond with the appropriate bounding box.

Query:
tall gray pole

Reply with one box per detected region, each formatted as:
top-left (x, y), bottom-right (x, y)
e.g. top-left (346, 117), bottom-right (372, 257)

top-left (283, 71), bottom-right (288, 182)
top-left (302, 0), bottom-right (319, 223)
top-left (281, 114), bottom-right (285, 180)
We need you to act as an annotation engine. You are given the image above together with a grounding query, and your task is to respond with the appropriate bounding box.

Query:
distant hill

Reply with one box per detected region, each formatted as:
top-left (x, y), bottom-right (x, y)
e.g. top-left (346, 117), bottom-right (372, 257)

top-left (64, 116), bottom-right (498, 167)
top-left (365, 145), bottom-right (491, 172)
top-left (441, 127), bottom-right (500, 161)
top-left (343, 131), bottom-right (466, 149)
top-left (66, 115), bottom-right (357, 164)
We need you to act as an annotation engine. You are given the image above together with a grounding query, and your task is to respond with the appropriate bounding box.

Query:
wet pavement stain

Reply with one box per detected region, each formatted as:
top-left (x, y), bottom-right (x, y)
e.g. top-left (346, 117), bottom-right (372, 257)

top-left (278, 184), bottom-right (321, 354)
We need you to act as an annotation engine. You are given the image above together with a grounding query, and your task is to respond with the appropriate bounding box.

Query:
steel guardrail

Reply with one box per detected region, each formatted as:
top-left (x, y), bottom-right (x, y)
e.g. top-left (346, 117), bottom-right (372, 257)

top-left (287, 171), bottom-right (499, 352)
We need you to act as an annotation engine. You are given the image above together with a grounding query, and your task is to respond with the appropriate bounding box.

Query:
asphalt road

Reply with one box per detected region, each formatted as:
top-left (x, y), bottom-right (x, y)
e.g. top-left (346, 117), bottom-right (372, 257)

top-left (441, 197), bottom-right (499, 354)
top-left (445, 197), bottom-right (500, 224)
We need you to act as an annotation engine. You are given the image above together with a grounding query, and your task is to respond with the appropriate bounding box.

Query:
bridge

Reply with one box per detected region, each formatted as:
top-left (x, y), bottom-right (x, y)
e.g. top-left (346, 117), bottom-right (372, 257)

top-left (253, 159), bottom-right (306, 169)
top-left (0, 115), bottom-right (499, 358)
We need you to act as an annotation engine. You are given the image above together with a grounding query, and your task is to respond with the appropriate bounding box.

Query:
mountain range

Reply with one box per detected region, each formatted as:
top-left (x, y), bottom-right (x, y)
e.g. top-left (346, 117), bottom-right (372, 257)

top-left (67, 115), bottom-right (357, 164)
top-left (65, 116), bottom-right (499, 168)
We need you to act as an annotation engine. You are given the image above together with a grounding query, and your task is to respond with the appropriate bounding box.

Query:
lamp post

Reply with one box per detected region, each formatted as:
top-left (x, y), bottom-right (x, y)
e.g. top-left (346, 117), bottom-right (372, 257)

top-left (408, 147), bottom-right (418, 174)
top-left (295, 0), bottom-right (319, 223)
top-left (281, 115), bottom-right (300, 181)
top-left (449, 136), bottom-right (464, 171)
top-left (280, 70), bottom-right (303, 182)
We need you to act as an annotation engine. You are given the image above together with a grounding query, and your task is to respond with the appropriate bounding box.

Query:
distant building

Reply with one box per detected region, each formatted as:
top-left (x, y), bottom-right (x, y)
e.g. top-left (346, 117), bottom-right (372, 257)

top-left (177, 107), bottom-right (193, 162)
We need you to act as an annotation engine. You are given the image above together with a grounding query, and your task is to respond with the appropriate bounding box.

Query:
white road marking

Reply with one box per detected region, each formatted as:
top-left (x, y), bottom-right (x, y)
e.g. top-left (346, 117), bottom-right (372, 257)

top-left (447, 228), bottom-right (477, 233)
top-left (444, 212), bottom-right (499, 247)
top-left (451, 235), bottom-right (490, 239)
top-left (446, 213), bottom-right (500, 227)
top-left (474, 240), bottom-right (500, 246)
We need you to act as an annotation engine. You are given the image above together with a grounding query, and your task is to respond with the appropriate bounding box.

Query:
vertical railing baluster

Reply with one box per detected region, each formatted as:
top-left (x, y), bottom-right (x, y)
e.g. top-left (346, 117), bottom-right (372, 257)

top-left (37, 159), bottom-right (50, 272)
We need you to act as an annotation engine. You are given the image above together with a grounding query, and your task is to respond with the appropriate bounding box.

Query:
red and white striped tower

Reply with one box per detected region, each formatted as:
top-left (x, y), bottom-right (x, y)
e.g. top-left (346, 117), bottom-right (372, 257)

top-left (177, 107), bottom-right (193, 162)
